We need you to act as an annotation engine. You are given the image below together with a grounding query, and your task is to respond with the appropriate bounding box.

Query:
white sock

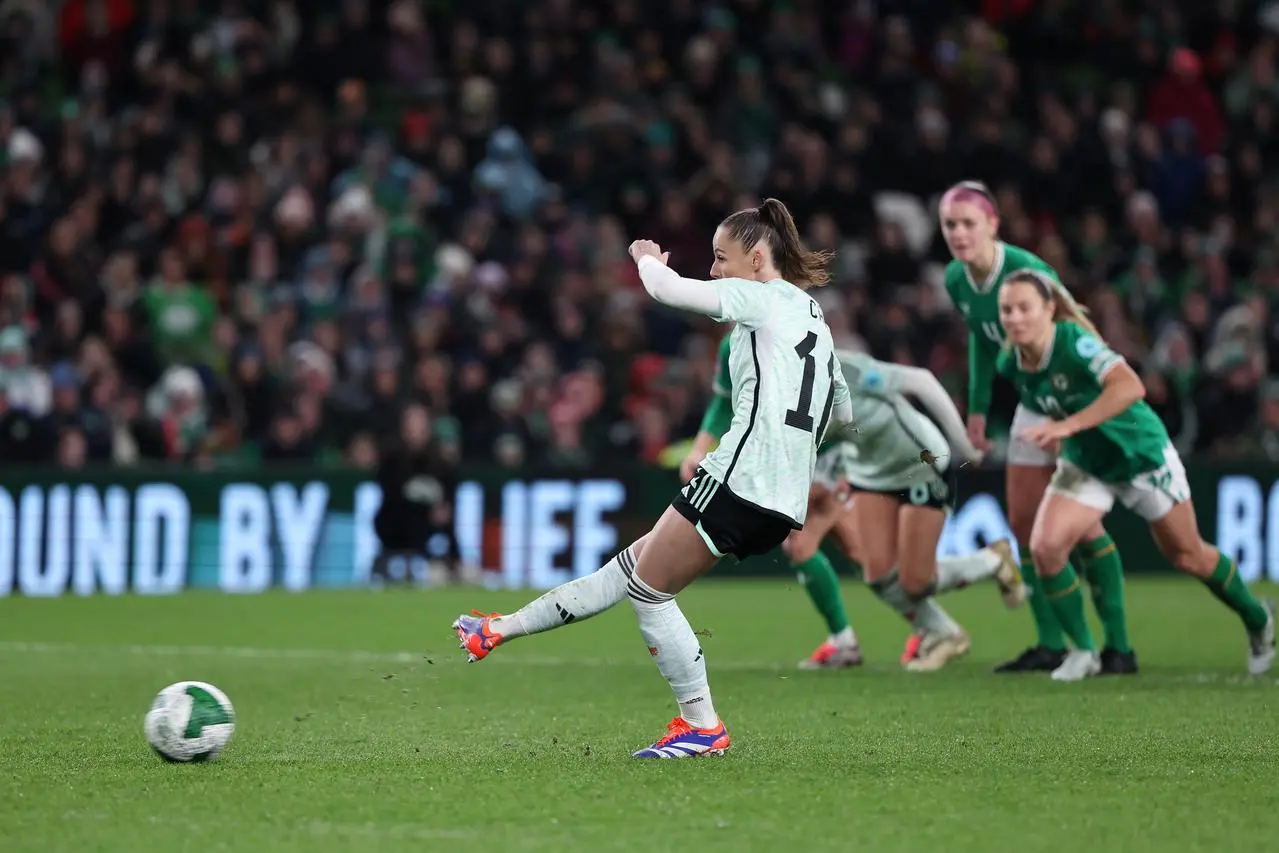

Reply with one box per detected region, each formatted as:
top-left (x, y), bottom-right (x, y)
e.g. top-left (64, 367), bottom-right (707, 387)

top-left (626, 573), bottom-right (718, 729)
top-left (830, 626), bottom-right (858, 648)
top-left (912, 598), bottom-right (963, 638)
top-left (869, 569), bottom-right (916, 619)
top-left (934, 549), bottom-right (1003, 593)
top-left (869, 570), bottom-right (962, 636)
top-left (490, 546), bottom-right (636, 639)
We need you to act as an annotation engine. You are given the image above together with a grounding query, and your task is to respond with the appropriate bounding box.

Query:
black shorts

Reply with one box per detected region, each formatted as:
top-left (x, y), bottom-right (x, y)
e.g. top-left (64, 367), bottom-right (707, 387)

top-left (851, 467), bottom-right (956, 511)
top-left (672, 468), bottom-right (796, 559)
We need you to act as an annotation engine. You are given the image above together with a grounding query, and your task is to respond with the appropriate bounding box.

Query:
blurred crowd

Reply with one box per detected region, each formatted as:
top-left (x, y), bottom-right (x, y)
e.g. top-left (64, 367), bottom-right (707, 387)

top-left (3, 0), bottom-right (1279, 470)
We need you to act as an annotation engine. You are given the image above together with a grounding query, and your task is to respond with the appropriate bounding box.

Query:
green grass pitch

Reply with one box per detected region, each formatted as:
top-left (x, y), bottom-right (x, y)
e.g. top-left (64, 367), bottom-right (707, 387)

top-left (1, 578), bottom-right (1277, 853)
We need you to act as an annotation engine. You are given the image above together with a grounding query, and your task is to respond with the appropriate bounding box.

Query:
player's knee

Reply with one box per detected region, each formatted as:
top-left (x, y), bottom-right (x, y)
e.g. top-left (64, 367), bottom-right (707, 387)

top-left (860, 550), bottom-right (895, 581)
top-left (899, 570), bottom-right (932, 598)
top-left (1029, 536), bottom-right (1070, 578)
top-left (782, 535), bottom-right (817, 565)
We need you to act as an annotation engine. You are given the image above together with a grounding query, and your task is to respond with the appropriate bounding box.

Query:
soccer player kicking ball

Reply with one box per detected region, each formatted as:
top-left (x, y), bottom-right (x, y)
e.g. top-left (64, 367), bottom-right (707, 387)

top-left (455, 199), bottom-right (855, 757)
top-left (682, 372), bottom-right (868, 669)
top-left (941, 181), bottom-right (1136, 674)
top-left (995, 269), bottom-right (1276, 681)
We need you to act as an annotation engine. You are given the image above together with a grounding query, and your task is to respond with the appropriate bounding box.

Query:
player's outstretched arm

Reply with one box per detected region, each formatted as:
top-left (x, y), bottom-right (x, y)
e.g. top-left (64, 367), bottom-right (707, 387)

top-left (634, 251), bottom-right (724, 316)
top-left (890, 364), bottom-right (982, 463)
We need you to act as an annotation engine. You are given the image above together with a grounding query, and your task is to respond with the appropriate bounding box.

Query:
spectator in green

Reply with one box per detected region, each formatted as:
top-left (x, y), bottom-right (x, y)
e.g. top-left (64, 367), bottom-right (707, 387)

top-left (141, 248), bottom-right (216, 368)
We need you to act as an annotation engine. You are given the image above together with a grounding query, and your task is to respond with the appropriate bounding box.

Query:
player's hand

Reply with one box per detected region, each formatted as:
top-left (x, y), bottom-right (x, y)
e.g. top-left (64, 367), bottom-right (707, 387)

top-left (629, 239), bottom-right (669, 266)
top-left (1019, 419), bottom-right (1075, 449)
top-left (966, 414), bottom-right (992, 452)
top-left (679, 451), bottom-right (705, 484)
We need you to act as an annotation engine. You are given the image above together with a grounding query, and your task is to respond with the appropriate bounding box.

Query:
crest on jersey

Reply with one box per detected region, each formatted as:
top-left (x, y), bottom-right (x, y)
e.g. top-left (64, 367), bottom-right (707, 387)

top-left (1075, 335), bottom-right (1103, 358)
top-left (1052, 374), bottom-right (1068, 391)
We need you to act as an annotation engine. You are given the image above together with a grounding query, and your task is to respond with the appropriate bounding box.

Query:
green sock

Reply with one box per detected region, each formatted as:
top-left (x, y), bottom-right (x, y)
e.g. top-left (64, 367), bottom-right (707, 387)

top-left (1203, 553), bottom-right (1270, 632)
top-left (794, 552), bottom-right (850, 635)
top-left (1074, 534), bottom-right (1131, 653)
top-left (1020, 545), bottom-right (1067, 652)
top-left (1040, 566), bottom-right (1097, 652)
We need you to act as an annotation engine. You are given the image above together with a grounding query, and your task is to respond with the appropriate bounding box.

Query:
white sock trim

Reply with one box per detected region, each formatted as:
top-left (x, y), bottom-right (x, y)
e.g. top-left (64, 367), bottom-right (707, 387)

top-left (626, 572), bottom-right (673, 605)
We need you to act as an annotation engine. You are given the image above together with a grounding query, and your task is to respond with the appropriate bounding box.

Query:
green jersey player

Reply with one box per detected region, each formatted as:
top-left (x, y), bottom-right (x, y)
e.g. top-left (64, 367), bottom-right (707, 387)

top-left (940, 180), bottom-right (1135, 675)
top-left (684, 338), bottom-right (1024, 672)
top-left (995, 269), bottom-right (1275, 680)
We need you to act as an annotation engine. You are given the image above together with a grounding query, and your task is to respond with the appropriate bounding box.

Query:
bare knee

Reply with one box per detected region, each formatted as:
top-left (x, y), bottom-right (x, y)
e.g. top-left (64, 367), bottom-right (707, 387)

top-left (1029, 535), bottom-right (1072, 578)
top-left (861, 550), bottom-right (896, 583)
top-left (899, 568), bottom-right (933, 598)
top-left (782, 533), bottom-right (818, 565)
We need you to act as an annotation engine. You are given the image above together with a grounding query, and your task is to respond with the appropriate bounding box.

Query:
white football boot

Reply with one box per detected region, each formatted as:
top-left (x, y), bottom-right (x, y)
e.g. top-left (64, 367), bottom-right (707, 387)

top-left (905, 630), bottom-right (972, 672)
top-left (989, 539), bottom-right (1027, 609)
top-left (1051, 649), bottom-right (1101, 682)
top-left (1247, 600), bottom-right (1277, 676)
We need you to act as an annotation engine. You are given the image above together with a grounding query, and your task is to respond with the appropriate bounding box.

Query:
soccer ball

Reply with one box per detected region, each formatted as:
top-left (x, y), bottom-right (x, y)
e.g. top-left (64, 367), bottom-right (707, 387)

top-left (144, 681), bottom-right (236, 763)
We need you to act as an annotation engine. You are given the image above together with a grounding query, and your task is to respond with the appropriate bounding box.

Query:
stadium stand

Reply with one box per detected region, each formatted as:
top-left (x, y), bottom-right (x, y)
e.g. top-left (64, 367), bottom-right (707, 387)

top-left (1, 0), bottom-right (1278, 468)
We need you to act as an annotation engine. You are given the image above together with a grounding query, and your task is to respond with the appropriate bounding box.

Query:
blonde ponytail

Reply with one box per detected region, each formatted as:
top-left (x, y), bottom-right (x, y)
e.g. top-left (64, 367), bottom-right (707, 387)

top-left (1051, 289), bottom-right (1101, 338)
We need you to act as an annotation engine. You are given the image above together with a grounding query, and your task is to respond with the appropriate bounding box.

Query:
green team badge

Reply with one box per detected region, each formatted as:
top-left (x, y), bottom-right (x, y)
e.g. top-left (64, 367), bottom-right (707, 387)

top-left (184, 685), bottom-right (234, 738)
top-left (1052, 374), bottom-right (1069, 391)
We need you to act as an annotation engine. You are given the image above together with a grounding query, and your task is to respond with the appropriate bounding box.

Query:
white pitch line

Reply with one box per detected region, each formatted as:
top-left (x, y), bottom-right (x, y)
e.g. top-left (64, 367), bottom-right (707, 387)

top-left (0, 641), bottom-right (1272, 684)
top-left (0, 640), bottom-right (788, 672)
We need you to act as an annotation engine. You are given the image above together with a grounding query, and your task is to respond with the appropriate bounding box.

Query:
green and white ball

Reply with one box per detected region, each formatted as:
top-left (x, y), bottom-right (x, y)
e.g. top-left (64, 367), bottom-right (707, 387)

top-left (144, 681), bottom-right (236, 763)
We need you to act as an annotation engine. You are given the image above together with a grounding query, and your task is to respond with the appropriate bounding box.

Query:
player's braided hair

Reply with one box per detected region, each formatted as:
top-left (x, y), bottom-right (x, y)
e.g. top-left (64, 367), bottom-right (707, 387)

top-left (721, 198), bottom-right (834, 288)
top-left (1003, 268), bottom-right (1102, 339)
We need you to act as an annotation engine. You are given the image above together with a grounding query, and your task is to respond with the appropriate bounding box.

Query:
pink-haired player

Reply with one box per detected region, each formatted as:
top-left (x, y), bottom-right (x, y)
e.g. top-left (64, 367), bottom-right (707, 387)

top-left (939, 181), bottom-right (1136, 676)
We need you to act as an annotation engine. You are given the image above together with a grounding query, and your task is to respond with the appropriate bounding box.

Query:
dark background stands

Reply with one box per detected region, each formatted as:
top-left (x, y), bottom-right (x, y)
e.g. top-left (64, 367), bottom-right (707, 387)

top-left (3, 0), bottom-right (1279, 469)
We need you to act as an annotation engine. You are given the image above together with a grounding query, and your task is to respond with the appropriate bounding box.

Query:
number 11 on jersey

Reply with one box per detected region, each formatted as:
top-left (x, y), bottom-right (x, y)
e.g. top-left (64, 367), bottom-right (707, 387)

top-left (784, 331), bottom-right (836, 445)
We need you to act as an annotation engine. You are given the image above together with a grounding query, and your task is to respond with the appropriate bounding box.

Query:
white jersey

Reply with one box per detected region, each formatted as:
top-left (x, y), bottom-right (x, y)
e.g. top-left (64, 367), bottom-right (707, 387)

top-left (699, 278), bottom-right (849, 526)
top-left (824, 350), bottom-right (977, 492)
